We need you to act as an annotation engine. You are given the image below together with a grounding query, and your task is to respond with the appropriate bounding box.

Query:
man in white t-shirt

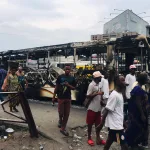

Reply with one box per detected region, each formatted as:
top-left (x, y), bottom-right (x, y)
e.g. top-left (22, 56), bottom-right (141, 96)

top-left (125, 65), bottom-right (136, 99)
top-left (124, 65), bottom-right (136, 120)
top-left (98, 75), bottom-right (128, 150)
top-left (86, 71), bottom-right (106, 146)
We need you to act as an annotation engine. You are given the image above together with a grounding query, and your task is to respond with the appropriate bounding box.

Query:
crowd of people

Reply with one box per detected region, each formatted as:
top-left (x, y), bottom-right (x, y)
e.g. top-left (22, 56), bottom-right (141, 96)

top-left (0, 65), bottom-right (27, 112)
top-left (0, 63), bottom-right (149, 149)
top-left (53, 65), bottom-right (149, 150)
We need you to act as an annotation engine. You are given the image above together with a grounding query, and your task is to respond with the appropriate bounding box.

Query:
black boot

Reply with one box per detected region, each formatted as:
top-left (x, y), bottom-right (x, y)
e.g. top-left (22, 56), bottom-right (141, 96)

top-left (13, 107), bottom-right (19, 112)
top-left (10, 107), bottom-right (12, 112)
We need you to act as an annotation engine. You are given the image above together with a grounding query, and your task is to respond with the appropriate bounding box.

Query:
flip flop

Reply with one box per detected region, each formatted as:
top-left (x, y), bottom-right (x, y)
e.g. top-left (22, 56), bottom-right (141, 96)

top-left (96, 140), bottom-right (106, 145)
top-left (60, 129), bottom-right (69, 136)
top-left (88, 139), bottom-right (94, 146)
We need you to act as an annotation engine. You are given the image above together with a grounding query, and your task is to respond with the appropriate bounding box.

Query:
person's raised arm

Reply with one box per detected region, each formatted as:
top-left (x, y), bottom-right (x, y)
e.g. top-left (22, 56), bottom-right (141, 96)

top-left (64, 77), bottom-right (76, 90)
top-left (64, 82), bottom-right (75, 90)
top-left (87, 91), bottom-right (104, 99)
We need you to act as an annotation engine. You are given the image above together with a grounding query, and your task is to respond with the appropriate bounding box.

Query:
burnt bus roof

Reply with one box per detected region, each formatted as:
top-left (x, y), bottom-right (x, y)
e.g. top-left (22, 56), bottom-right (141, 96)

top-left (0, 35), bottom-right (150, 57)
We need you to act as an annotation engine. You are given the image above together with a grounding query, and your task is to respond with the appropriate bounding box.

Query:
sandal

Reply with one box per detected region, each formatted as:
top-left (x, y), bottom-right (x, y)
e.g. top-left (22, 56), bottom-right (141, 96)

top-left (60, 129), bottom-right (69, 136)
top-left (87, 139), bottom-right (94, 146)
top-left (96, 140), bottom-right (106, 145)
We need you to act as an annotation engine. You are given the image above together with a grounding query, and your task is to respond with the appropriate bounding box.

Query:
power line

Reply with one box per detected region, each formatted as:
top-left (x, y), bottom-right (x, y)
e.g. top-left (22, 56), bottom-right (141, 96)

top-left (104, 18), bottom-right (113, 19)
top-left (114, 9), bottom-right (124, 12)
top-left (142, 16), bottom-right (150, 18)
top-left (110, 13), bottom-right (119, 16)
top-left (137, 12), bottom-right (146, 15)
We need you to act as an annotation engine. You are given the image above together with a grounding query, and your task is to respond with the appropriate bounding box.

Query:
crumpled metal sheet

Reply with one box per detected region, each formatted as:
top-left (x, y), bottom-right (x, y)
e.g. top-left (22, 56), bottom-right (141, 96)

top-left (51, 67), bottom-right (65, 75)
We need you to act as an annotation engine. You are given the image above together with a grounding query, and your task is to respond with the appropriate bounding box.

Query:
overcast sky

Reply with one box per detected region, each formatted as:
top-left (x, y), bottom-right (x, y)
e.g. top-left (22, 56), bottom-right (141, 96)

top-left (0, 0), bottom-right (150, 51)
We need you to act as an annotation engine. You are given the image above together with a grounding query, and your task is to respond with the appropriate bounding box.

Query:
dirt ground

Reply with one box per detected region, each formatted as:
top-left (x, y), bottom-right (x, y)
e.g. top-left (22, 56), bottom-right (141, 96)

top-left (0, 126), bottom-right (148, 150)
top-left (64, 126), bottom-right (121, 150)
top-left (0, 131), bottom-right (61, 150)
top-left (0, 126), bottom-right (119, 150)
top-left (0, 101), bottom-right (149, 150)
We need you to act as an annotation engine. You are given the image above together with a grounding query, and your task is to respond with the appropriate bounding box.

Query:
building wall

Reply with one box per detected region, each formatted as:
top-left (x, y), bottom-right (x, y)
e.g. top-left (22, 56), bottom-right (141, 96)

top-left (91, 34), bottom-right (103, 40)
top-left (104, 10), bottom-right (128, 34)
top-left (128, 10), bottom-right (148, 35)
top-left (103, 10), bottom-right (149, 35)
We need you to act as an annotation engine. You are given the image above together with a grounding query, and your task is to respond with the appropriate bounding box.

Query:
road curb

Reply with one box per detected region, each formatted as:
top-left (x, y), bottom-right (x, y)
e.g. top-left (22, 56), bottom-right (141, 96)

top-left (28, 99), bottom-right (86, 110)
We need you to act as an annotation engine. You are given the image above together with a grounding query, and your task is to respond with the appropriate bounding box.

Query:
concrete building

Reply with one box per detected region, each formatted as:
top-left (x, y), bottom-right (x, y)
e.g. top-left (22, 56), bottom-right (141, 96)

top-left (103, 9), bottom-right (150, 36)
top-left (91, 32), bottom-right (138, 41)
top-left (91, 34), bottom-right (103, 41)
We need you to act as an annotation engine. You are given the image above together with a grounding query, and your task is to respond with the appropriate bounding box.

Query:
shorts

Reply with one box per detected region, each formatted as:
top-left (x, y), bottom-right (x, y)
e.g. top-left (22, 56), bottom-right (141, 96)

top-left (86, 110), bottom-right (101, 125)
top-left (108, 129), bottom-right (126, 145)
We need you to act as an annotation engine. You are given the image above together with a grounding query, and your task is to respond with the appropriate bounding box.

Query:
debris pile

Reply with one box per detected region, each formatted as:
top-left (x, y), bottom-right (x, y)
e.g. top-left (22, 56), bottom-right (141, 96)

top-left (0, 125), bottom-right (14, 141)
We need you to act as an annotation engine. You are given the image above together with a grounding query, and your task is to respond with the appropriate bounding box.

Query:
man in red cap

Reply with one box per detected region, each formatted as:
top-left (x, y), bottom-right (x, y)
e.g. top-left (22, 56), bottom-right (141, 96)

top-left (86, 71), bottom-right (106, 146)
top-left (124, 64), bottom-right (136, 120)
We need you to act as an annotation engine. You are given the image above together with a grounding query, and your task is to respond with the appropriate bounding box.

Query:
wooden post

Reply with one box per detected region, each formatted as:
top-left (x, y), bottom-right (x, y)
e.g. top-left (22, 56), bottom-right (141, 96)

top-left (48, 51), bottom-right (50, 63)
top-left (146, 49), bottom-right (149, 72)
top-left (73, 48), bottom-right (76, 67)
top-left (90, 48), bottom-right (92, 65)
top-left (37, 59), bottom-right (39, 69)
top-left (26, 52), bottom-right (29, 66)
top-left (19, 92), bottom-right (38, 138)
top-left (97, 53), bottom-right (100, 65)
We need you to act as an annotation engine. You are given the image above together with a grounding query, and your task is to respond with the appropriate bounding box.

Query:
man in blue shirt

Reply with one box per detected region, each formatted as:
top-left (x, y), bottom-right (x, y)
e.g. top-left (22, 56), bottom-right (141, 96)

top-left (52, 65), bottom-right (76, 136)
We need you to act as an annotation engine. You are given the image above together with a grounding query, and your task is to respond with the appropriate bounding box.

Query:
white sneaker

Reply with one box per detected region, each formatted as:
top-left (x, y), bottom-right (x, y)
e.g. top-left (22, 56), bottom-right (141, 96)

top-left (138, 144), bottom-right (149, 149)
top-left (142, 145), bottom-right (149, 149)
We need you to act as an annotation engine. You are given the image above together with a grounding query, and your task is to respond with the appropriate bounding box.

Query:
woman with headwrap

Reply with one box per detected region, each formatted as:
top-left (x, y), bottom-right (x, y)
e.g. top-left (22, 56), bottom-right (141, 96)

top-left (2, 67), bottom-right (21, 112)
top-left (16, 66), bottom-right (28, 90)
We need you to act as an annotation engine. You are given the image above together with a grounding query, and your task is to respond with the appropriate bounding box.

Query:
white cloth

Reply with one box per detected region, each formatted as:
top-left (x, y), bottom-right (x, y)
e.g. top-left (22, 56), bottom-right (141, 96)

top-left (100, 78), bottom-right (109, 114)
top-left (105, 90), bottom-right (124, 130)
top-left (100, 78), bottom-right (109, 100)
top-left (125, 74), bottom-right (136, 99)
top-left (87, 81), bottom-right (101, 112)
